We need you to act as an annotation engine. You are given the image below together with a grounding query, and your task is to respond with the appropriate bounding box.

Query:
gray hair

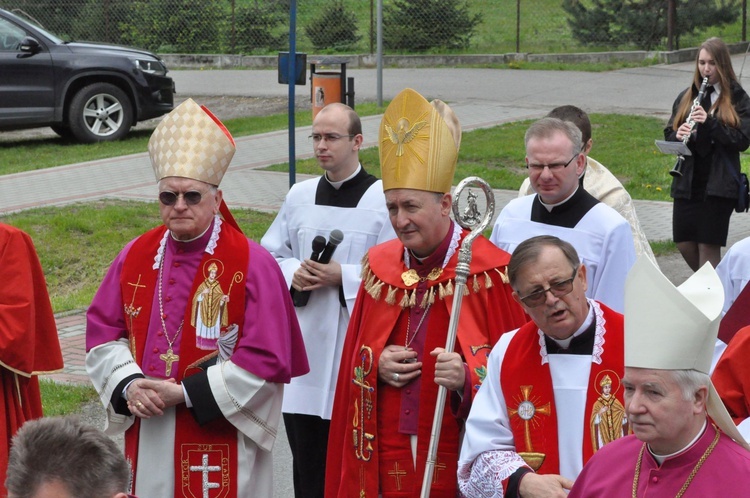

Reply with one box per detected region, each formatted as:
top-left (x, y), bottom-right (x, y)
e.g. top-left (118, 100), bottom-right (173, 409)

top-left (524, 117), bottom-right (583, 157)
top-left (508, 235), bottom-right (580, 289)
top-left (670, 369), bottom-right (711, 402)
top-left (5, 416), bottom-right (130, 498)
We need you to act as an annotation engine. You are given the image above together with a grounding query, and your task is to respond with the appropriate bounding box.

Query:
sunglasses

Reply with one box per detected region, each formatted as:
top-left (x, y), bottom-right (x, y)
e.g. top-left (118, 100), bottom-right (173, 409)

top-left (158, 190), bottom-right (208, 206)
top-left (517, 268), bottom-right (578, 308)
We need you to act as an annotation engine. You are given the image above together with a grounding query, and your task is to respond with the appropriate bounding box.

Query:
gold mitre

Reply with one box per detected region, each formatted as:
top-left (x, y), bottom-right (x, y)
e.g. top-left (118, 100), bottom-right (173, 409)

top-left (379, 88), bottom-right (461, 193)
top-left (148, 98), bottom-right (236, 186)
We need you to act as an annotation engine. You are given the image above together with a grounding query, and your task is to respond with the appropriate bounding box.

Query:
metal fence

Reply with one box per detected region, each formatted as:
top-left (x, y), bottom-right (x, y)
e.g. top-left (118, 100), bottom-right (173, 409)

top-left (4, 0), bottom-right (748, 56)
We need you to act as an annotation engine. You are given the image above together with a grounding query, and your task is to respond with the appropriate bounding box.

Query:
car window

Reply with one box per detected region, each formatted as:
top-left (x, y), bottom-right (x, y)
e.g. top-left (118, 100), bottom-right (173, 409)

top-left (0, 18), bottom-right (25, 52)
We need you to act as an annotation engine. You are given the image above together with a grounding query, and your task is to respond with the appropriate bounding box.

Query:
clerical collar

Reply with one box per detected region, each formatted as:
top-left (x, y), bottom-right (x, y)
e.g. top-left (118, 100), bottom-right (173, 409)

top-left (539, 185), bottom-right (579, 212)
top-left (170, 222), bottom-right (212, 243)
top-left (545, 301), bottom-right (594, 353)
top-left (650, 420), bottom-right (707, 465)
top-left (404, 220), bottom-right (462, 270)
top-left (155, 216), bottom-right (221, 269)
top-left (326, 164), bottom-right (361, 190)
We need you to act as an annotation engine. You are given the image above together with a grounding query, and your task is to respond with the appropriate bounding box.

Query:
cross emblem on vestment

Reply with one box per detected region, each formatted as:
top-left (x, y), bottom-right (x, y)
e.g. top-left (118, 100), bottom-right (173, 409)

top-left (388, 461), bottom-right (407, 490)
top-left (508, 385), bottom-right (551, 471)
top-left (189, 453), bottom-right (220, 498)
top-left (432, 458), bottom-right (447, 484)
top-left (124, 275), bottom-right (146, 319)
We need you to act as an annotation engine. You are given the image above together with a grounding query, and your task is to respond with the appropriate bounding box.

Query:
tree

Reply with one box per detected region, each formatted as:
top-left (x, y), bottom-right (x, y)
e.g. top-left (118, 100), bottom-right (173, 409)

top-left (304, 1), bottom-right (361, 52)
top-left (384, 0), bottom-right (480, 52)
top-left (562, 0), bottom-right (739, 50)
top-left (234, 2), bottom-right (286, 53)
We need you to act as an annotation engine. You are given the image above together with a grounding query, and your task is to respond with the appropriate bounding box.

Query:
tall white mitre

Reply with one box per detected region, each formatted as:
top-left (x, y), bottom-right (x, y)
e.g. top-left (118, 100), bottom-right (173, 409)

top-left (624, 256), bottom-right (749, 450)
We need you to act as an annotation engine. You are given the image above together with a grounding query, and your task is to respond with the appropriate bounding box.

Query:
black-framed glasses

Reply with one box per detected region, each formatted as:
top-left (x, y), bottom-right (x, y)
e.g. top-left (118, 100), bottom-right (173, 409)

top-left (158, 190), bottom-right (208, 206)
top-left (527, 153), bottom-right (579, 172)
top-left (517, 268), bottom-right (578, 307)
top-left (308, 133), bottom-right (355, 143)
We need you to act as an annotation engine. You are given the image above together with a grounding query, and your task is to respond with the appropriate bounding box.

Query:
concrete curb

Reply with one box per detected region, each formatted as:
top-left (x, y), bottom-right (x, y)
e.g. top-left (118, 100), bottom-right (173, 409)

top-left (160, 43), bottom-right (750, 70)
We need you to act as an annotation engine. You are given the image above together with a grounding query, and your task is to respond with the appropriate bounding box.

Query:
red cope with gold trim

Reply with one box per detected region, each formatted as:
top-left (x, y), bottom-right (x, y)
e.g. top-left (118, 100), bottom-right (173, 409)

top-left (325, 234), bottom-right (528, 498)
top-left (120, 223), bottom-right (249, 498)
top-left (500, 302), bottom-right (624, 475)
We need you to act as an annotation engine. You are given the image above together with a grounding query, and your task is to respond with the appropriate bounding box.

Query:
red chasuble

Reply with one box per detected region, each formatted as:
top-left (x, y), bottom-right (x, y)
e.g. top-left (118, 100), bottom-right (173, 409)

top-left (713, 325), bottom-right (750, 424)
top-left (119, 223), bottom-right (249, 498)
top-left (325, 233), bottom-right (527, 498)
top-left (500, 302), bottom-right (624, 475)
top-left (0, 225), bottom-right (64, 495)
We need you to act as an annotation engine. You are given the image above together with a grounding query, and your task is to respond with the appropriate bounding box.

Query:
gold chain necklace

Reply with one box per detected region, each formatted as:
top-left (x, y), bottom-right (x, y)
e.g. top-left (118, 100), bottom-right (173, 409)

top-left (631, 425), bottom-right (720, 498)
top-left (157, 249), bottom-right (184, 376)
top-left (405, 303), bottom-right (432, 350)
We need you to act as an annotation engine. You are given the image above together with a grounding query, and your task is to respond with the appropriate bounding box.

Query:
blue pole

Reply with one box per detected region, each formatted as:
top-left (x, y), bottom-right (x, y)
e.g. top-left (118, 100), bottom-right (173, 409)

top-left (288, 0), bottom-right (297, 187)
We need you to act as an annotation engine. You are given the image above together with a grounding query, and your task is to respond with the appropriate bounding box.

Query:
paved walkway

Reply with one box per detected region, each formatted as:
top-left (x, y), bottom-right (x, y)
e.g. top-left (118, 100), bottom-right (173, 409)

top-left (3, 65), bottom-right (745, 385)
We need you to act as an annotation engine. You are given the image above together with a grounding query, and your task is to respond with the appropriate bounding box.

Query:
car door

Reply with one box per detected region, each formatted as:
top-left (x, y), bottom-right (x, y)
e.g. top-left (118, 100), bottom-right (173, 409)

top-left (0, 15), bottom-right (54, 128)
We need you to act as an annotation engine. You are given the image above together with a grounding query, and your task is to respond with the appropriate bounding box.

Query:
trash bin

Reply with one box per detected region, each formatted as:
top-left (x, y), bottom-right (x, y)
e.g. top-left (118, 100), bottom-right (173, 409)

top-left (310, 57), bottom-right (354, 118)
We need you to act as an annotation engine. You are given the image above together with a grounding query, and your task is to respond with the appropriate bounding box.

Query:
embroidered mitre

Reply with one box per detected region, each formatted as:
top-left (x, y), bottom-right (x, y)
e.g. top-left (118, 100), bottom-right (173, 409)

top-left (379, 88), bottom-right (460, 193)
top-left (148, 98), bottom-right (235, 186)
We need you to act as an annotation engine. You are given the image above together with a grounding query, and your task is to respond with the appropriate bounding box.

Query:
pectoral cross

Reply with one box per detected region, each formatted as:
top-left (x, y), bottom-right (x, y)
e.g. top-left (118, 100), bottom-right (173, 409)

top-left (160, 347), bottom-right (179, 376)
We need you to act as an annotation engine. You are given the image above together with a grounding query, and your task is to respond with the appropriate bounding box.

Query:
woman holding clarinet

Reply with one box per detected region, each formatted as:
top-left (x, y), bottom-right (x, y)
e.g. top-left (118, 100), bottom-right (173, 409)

top-left (665, 37), bottom-right (750, 270)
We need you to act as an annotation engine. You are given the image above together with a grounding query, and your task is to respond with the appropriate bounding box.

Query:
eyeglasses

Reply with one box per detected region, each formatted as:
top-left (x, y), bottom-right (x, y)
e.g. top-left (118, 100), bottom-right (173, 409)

top-left (308, 133), bottom-right (355, 143)
top-left (517, 268), bottom-right (578, 308)
top-left (158, 190), bottom-right (208, 206)
top-left (527, 153), bottom-right (579, 172)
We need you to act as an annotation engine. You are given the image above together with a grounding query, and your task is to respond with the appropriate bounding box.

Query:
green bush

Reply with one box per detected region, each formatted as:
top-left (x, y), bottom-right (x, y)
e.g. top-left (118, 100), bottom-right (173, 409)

top-left (304, 1), bottom-right (361, 52)
top-left (563, 0), bottom-right (739, 50)
top-left (384, 0), bottom-right (480, 52)
top-left (233, 3), bottom-right (286, 54)
top-left (119, 0), bottom-right (225, 53)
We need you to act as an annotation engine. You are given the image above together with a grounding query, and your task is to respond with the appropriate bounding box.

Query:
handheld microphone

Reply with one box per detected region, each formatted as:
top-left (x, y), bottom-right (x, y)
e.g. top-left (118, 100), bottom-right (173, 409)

top-left (292, 231), bottom-right (343, 307)
top-left (317, 229), bottom-right (344, 265)
top-left (309, 235), bottom-right (327, 262)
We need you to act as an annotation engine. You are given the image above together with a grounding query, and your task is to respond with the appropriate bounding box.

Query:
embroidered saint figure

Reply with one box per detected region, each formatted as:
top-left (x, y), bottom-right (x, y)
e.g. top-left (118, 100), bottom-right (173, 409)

top-left (589, 373), bottom-right (627, 452)
top-left (191, 260), bottom-right (229, 350)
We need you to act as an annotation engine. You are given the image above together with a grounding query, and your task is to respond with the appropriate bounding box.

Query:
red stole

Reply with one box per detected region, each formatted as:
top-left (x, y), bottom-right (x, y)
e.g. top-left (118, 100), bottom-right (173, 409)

top-left (120, 222), bottom-right (249, 498)
top-left (325, 234), bottom-right (528, 498)
top-left (500, 302), bottom-right (624, 475)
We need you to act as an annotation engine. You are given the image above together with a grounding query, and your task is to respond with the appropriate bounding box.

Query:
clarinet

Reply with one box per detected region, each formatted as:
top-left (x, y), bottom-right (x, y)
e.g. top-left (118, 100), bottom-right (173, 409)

top-left (670, 76), bottom-right (709, 178)
top-left (683, 76), bottom-right (710, 145)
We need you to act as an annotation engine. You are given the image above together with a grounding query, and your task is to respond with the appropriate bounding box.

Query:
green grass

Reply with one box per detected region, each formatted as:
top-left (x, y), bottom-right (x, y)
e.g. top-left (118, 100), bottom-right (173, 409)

top-left (650, 239), bottom-right (679, 257)
top-left (40, 379), bottom-right (99, 416)
top-left (0, 200), bottom-right (277, 313)
top-left (0, 101), bottom-right (387, 175)
top-left (237, 0), bottom-right (747, 55)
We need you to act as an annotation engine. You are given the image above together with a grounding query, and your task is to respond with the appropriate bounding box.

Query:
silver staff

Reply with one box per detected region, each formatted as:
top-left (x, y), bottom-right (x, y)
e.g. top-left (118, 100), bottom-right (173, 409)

top-left (420, 176), bottom-right (495, 497)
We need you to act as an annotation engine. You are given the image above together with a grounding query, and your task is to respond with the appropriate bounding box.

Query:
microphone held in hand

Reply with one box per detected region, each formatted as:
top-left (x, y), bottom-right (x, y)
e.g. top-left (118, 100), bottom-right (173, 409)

top-left (309, 235), bottom-right (327, 262)
top-left (292, 230), bottom-right (345, 307)
top-left (317, 229), bottom-right (344, 265)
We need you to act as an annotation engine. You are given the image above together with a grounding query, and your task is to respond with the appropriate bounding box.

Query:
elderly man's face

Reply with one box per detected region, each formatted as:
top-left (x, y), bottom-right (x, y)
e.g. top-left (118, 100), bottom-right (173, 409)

top-left (159, 177), bottom-right (222, 241)
top-left (511, 245), bottom-right (588, 340)
top-left (623, 367), bottom-right (706, 455)
top-left (526, 130), bottom-right (586, 205)
top-left (385, 189), bottom-right (452, 258)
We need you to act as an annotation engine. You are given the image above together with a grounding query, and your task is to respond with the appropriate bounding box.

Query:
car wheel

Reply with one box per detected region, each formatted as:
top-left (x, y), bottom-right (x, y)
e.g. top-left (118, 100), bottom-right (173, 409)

top-left (67, 83), bottom-right (133, 143)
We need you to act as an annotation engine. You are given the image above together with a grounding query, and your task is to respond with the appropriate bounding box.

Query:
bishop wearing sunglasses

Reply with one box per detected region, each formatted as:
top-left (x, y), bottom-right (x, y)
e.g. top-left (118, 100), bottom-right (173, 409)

top-left (85, 98), bottom-right (309, 498)
top-left (459, 235), bottom-right (626, 498)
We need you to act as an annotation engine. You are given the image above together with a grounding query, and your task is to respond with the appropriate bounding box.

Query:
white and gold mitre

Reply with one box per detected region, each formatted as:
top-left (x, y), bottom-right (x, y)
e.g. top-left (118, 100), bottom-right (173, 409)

top-left (148, 98), bottom-right (235, 186)
top-left (379, 88), bottom-right (460, 193)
